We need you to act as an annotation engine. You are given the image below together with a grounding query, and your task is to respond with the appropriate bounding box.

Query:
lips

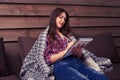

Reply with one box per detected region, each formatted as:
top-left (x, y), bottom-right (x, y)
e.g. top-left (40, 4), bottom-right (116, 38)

top-left (60, 22), bottom-right (64, 26)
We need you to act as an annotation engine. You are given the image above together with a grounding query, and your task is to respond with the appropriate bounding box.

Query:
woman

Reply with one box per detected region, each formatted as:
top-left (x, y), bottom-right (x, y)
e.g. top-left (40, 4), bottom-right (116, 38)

top-left (44, 8), bottom-right (109, 80)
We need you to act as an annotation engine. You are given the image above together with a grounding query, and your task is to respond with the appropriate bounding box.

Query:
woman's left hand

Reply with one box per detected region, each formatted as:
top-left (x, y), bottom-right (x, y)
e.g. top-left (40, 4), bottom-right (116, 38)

top-left (71, 44), bottom-right (84, 57)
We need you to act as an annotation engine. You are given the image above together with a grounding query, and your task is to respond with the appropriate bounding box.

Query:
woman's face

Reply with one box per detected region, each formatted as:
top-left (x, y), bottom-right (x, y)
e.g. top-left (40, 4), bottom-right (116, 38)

top-left (56, 12), bottom-right (66, 29)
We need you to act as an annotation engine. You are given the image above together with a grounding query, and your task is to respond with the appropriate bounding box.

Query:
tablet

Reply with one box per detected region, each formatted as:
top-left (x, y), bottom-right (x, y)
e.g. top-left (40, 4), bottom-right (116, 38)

top-left (61, 38), bottom-right (93, 59)
top-left (76, 38), bottom-right (93, 47)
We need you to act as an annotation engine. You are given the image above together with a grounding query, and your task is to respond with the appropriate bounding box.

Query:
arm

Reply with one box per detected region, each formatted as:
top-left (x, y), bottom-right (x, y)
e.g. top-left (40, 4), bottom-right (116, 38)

top-left (50, 41), bottom-right (75, 63)
top-left (44, 40), bottom-right (75, 65)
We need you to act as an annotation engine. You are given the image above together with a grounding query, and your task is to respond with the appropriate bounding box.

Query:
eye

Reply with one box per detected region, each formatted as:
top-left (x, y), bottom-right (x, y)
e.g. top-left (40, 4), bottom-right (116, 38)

top-left (59, 16), bottom-right (66, 21)
top-left (59, 16), bottom-right (63, 19)
top-left (64, 17), bottom-right (66, 21)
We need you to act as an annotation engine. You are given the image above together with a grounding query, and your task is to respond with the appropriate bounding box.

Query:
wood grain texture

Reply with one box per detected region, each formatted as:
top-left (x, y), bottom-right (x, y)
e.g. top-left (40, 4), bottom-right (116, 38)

top-left (0, 17), bottom-right (120, 29)
top-left (0, 0), bottom-right (120, 7)
top-left (72, 27), bottom-right (120, 37)
top-left (0, 4), bottom-right (120, 17)
top-left (0, 0), bottom-right (119, 55)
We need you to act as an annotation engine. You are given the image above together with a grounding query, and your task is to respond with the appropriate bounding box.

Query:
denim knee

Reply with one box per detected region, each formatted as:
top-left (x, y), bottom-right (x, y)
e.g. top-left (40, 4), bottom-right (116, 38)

top-left (53, 62), bottom-right (89, 80)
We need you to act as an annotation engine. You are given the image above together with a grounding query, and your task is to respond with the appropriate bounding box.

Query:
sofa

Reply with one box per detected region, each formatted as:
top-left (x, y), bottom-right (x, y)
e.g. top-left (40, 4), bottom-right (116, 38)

top-left (0, 38), bottom-right (21, 80)
top-left (0, 32), bottom-right (120, 80)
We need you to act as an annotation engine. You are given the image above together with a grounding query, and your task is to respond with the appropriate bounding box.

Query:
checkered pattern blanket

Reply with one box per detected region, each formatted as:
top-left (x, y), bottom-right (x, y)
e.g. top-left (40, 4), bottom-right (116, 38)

top-left (20, 26), bottom-right (51, 80)
top-left (19, 26), bottom-right (112, 80)
top-left (81, 48), bottom-right (113, 73)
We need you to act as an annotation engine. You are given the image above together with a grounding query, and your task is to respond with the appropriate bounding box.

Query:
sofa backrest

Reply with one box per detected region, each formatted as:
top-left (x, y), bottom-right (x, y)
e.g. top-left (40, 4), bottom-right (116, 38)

top-left (0, 37), bottom-right (22, 76)
top-left (18, 32), bottom-right (118, 63)
top-left (0, 37), bottom-right (8, 76)
top-left (6, 52), bottom-right (22, 75)
top-left (18, 36), bottom-right (36, 62)
top-left (75, 32), bottom-right (118, 61)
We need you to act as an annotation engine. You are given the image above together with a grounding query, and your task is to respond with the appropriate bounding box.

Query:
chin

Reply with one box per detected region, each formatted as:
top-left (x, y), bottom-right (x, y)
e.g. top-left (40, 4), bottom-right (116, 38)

top-left (58, 26), bottom-right (62, 28)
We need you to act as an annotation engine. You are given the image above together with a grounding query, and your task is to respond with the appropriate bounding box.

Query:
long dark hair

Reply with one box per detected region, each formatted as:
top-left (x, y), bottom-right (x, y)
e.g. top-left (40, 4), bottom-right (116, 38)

top-left (48, 8), bottom-right (73, 40)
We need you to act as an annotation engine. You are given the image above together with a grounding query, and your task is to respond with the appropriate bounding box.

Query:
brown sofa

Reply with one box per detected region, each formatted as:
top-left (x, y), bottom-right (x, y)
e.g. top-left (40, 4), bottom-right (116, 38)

top-left (0, 32), bottom-right (120, 80)
top-left (0, 38), bottom-right (21, 80)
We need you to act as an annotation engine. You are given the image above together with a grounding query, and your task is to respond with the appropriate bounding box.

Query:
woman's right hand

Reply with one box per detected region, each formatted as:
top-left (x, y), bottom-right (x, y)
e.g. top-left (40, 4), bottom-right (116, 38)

top-left (71, 44), bottom-right (84, 58)
top-left (67, 41), bottom-right (75, 49)
top-left (50, 41), bottom-right (75, 63)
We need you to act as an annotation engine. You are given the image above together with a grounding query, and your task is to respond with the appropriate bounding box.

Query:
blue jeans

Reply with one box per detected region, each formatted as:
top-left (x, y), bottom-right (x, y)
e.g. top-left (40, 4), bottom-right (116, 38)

top-left (53, 56), bottom-right (109, 80)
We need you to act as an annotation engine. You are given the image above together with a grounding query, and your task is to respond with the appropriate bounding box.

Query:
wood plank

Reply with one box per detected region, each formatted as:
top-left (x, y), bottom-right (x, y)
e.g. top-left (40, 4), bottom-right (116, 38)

top-left (0, 30), bottom-right (27, 41)
top-left (0, 29), bottom-right (43, 41)
top-left (71, 27), bottom-right (120, 37)
top-left (0, 17), bottom-right (120, 29)
top-left (0, 17), bottom-right (49, 29)
top-left (0, 4), bottom-right (120, 17)
top-left (1, 27), bottom-right (120, 42)
top-left (0, 0), bottom-right (120, 7)
top-left (27, 29), bottom-right (44, 38)
top-left (71, 18), bottom-right (120, 27)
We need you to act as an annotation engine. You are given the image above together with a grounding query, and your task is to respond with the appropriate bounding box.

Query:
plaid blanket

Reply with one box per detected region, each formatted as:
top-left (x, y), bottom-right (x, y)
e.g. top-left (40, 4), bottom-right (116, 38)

top-left (20, 26), bottom-right (51, 80)
top-left (81, 49), bottom-right (113, 73)
top-left (19, 26), bottom-right (112, 80)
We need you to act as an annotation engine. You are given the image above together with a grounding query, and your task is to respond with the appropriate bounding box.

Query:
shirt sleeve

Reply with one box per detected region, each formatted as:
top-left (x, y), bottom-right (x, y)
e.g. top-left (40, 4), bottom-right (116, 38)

top-left (44, 39), bottom-right (53, 65)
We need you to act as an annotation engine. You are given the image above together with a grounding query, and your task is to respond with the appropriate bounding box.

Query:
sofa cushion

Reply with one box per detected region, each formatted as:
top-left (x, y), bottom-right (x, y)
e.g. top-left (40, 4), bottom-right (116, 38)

top-left (6, 52), bottom-right (22, 75)
top-left (0, 37), bottom-right (8, 76)
top-left (0, 75), bottom-right (20, 80)
top-left (18, 37), bottom-right (36, 61)
top-left (105, 63), bottom-right (120, 80)
top-left (75, 32), bottom-right (118, 61)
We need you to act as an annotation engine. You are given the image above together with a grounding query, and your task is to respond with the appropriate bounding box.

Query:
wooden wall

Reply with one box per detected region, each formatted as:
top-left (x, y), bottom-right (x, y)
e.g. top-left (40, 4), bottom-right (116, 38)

top-left (0, 0), bottom-right (120, 57)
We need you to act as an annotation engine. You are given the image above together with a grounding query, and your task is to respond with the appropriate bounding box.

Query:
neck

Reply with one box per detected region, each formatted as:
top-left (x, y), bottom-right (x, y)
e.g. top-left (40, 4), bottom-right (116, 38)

top-left (57, 31), bottom-right (64, 39)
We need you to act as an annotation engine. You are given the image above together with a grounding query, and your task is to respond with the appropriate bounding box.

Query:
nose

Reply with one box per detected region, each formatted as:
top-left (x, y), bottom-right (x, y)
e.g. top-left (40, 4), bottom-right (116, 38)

top-left (61, 18), bottom-right (65, 23)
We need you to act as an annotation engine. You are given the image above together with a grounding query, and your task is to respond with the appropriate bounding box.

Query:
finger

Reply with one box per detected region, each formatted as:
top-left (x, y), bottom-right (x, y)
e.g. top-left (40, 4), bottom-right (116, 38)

top-left (78, 44), bottom-right (81, 49)
top-left (80, 44), bottom-right (85, 48)
top-left (72, 48), bottom-right (76, 53)
top-left (72, 48), bottom-right (79, 53)
top-left (72, 47), bottom-right (76, 51)
top-left (77, 44), bottom-right (81, 48)
top-left (73, 48), bottom-right (77, 52)
top-left (76, 44), bottom-right (82, 50)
